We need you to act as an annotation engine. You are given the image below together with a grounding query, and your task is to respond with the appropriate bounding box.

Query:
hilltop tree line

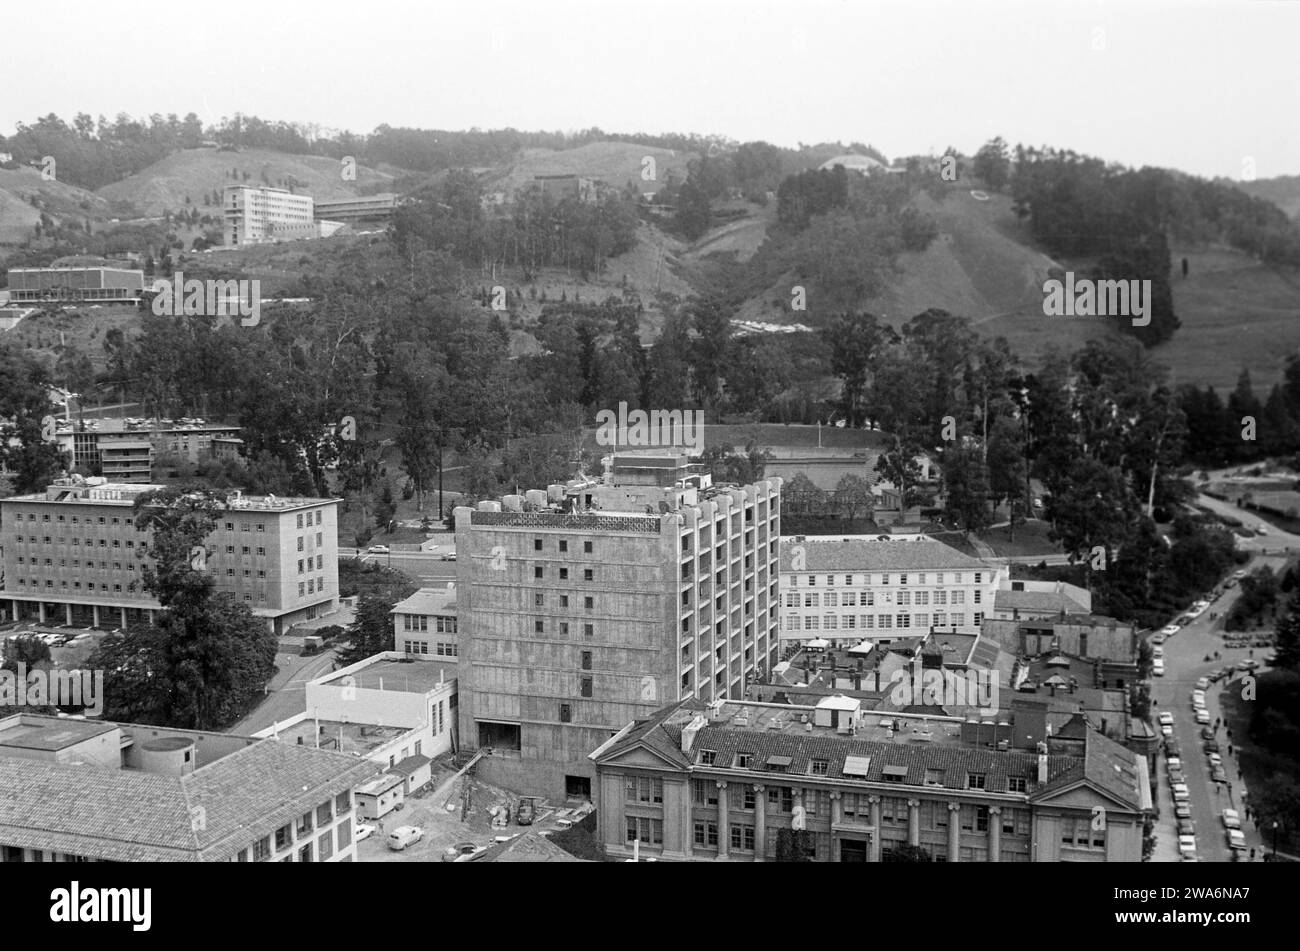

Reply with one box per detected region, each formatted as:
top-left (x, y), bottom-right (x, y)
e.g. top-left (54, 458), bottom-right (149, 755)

top-left (1180, 362), bottom-right (1300, 466)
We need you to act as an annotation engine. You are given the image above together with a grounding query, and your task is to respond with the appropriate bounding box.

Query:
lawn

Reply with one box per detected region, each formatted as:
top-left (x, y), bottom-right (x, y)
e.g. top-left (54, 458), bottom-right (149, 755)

top-left (978, 519), bottom-right (1061, 558)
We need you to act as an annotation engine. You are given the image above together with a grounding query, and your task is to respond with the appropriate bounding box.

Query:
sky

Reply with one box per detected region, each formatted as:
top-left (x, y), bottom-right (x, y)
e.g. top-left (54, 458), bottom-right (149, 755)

top-left (2, 0), bottom-right (1297, 180)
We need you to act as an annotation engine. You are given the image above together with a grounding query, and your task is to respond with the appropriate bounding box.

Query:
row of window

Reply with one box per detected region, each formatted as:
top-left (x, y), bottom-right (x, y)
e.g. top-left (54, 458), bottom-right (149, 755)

top-left (240, 791), bottom-right (352, 862)
top-left (294, 511), bottom-right (325, 530)
top-left (13, 512), bottom-right (142, 527)
top-left (14, 536), bottom-right (140, 548)
top-left (786, 589), bottom-right (974, 608)
top-left (296, 533), bottom-right (323, 552)
top-left (784, 612), bottom-right (980, 630)
top-left (793, 572), bottom-right (984, 587)
top-left (402, 639), bottom-right (458, 657)
top-left (298, 555), bottom-right (324, 573)
top-left (401, 614), bottom-right (457, 633)
top-left (532, 538), bottom-right (594, 554)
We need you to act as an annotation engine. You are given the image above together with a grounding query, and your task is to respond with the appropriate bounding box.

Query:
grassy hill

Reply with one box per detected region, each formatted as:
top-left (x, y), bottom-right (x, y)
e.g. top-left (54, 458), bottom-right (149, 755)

top-left (1235, 174), bottom-right (1300, 221)
top-left (0, 166), bottom-right (111, 244)
top-left (94, 148), bottom-right (396, 217)
top-left (487, 141), bottom-right (695, 196)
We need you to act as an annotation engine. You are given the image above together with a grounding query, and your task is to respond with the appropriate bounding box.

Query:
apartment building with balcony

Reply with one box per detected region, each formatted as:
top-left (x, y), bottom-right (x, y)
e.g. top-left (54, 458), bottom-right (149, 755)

top-left (778, 534), bottom-right (1008, 649)
top-left (52, 416), bottom-right (242, 483)
top-left (0, 477), bottom-right (339, 634)
top-left (453, 452), bottom-right (782, 802)
top-left (0, 714), bottom-right (376, 862)
top-left (223, 185), bottom-right (317, 247)
top-left (6, 266), bottom-right (146, 304)
top-left (590, 696), bottom-right (1150, 863)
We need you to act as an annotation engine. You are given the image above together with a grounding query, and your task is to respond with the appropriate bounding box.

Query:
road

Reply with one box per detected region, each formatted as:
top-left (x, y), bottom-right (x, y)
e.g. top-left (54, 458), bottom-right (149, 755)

top-left (228, 646), bottom-right (342, 735)
top-left (1151, 552), bottom-right (1280, 862)
top-left (343, 548), bottom-right (459, 586)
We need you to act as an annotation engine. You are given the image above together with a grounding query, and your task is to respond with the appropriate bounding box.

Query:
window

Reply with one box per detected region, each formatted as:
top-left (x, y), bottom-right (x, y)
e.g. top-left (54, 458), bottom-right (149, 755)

top-left (693, 822), bottom-right (719, 847)
top-left (534, 566), bottom-right (543, 579)
top-left (560, 568), bottom-right (569, 580)
top-left (1007, 776), bottom-right (1028, 793)
top-left (966, 772), bottom-right (987, 790)
top-left (534, 538), bottom-right (543, 551)
top-left (584, 597), bottom-right (593, 610)
top-left (275, 824), bottom-right (292, 850)
top-left (626, 817), bottom-right (663, 845)
top-left (699, 750), bottom-right (717, 765)
top-left (534, 619), bottom-right (545, 634)
top-left (559, 540), bottom-right (568, 553)
top-left (810, 758), bottom-right (829, 775)
top-left (730, 824), bottom-right (756, 852)
top-left (580, 676), bottom-right (592, 698)
top-left (581, 650), bottom-right (592, 670)
top-left (560, 595), bottom-right (569, 608)
top-left (534, 593), bottom-right (545, 608)
top-left (583, 541), bottom-right (593, 554)
top-left (735, 752), bottom-right (754, 769)
top-left (560, 704), bottom-right (572, 723)
top-left (584, 568), bottom-right (594, 582)
top-left (584, 624), bottom-right (594, 638)
top-left (692, 779), bottom-right (719, 805)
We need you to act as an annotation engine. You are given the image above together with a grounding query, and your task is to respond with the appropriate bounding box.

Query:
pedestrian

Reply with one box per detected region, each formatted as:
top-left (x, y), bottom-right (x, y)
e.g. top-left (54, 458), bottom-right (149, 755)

top-left (1229, 744), bottom-right (1234, 756)
top-left (1250, 847), bottom-right (1256, 861)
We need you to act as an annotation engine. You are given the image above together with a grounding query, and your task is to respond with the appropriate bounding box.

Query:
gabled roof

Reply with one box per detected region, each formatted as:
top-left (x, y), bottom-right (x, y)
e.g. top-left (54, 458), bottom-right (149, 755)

top-left (477, 831), bottom-right (583, 862)
top-left (779, 537), bottom-right (991, 573)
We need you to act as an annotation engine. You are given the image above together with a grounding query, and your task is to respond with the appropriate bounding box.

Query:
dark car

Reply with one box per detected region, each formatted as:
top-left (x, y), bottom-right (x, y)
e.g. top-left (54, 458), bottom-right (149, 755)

top-left (1165, 741), bottom-right (1182, 758)
top-left (1211, 766), bottom-right (1229, 783)
top-left (1201, 727), bottom-right (1216, 741)
top-left (1204, 740), bottom-right (1221, 754)
top-left (516, 797), bottom-right (536, 826)
top-left (1177, 818), bottom-right (1196, 836)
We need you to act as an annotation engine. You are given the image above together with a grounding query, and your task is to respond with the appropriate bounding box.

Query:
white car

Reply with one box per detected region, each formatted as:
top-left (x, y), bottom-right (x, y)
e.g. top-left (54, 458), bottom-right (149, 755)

top-left (386, 825), bottom-right (424, 851)
top-left (1160, 624), bottom-right (1181, 637)
top-left (1195, 710), bottom-right (1210, 725)
top-left (1172, 783), bottom-right (1190, 802)
top-left (1158, 713), bottom-right (1175, 727)
top-left (367, 545), bottom-right (390, 555)
top-left (1167, 756), bottom-right (1182, 771)
top-left (1222, 809), bottom-right (1242, 830)
top-left (1192, 691), bottom-right (1206, 705)
top-left (1207, 753), bottom-right (1223, 767)
top-left (1196, 677), bottom-right (1210, 690)
top-left (1151, 633), bottom-right (1168, 645)
top-left (1153, 661), bottom-right (1166, 676)
top-left (355, 824), bottom-right (376, 842)
top-left (1178, 834), bottom-right (1198, 857)
top-left (1161, 724), bottom-right (1174, 738)
top-left (1227, 829), bottom-right (1247, 850)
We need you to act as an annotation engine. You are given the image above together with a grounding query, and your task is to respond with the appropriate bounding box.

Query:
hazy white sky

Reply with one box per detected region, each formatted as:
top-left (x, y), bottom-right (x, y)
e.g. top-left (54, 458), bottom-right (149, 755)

top-left (3, 0), bottom-right (1296, 179)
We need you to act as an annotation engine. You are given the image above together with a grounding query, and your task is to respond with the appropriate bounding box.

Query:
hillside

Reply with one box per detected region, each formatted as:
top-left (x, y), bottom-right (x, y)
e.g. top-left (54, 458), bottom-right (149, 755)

top-left (1234, 174), bottom-right (1300, 221)
top-left (0, 166), bottom-right (111, 244)
top-left (94, 148), bottom-right (396, 216)
top-left (486, 141), bottom-right (696, 197)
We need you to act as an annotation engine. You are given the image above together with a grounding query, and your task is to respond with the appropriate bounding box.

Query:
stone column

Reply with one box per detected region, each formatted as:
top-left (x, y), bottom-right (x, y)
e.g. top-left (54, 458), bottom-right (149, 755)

top-left (683, 780), bottom-right (694, 859)
top-left (92, 605), bottom-right (100, 628)
top-left (753, 785), bottom-right (766, 862)
top-left (988, 807), bottom-right (1001, 862)
top-left (947, 803), bottom-right (961, 861)
top-left (868, 795), bottom-right (882, 862)
top-left (120, 607), bottom-right (128, 628)
top-left (38, 602), bottom-right (46, 624)
top-left (10, 601), bottom-right (18, 622)
top-left (830, 791), bottom-right (842, 863)
top-left (65, 604), bottom-right (73, 625)
top-left (908, 799), bottom-right (921, 846)
top-left (716, 781), bottom-right (730, 859)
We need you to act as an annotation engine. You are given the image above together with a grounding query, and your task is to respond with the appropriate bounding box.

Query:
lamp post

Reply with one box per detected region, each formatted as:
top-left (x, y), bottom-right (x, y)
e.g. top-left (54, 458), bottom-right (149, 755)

top-left (1272, 820), bottom-right (1279, 860)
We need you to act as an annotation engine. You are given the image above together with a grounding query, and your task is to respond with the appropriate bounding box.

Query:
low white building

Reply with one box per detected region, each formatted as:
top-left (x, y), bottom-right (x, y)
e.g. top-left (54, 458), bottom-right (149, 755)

top-left (778, 534), bottom-right (1008, 649)
top-left (391, 584), bottom-right (458, 659)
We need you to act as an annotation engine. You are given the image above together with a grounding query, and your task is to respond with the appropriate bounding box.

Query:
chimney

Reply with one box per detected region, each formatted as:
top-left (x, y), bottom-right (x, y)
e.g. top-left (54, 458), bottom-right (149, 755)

top-left (1036, 742), bottom-right (1049, 783)
top-left (680, 715), bottom-right (708, 755)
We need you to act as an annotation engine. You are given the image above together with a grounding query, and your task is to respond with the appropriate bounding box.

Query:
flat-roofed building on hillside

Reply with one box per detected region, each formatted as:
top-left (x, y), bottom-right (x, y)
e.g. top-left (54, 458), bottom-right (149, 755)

top-left (0, 714), bottom-right (376, 862)
top-left (454, 452), bottom-right (782, 801)
top-left (6, 266), bottom-right (146, 304)
top-left (223, 185), bottom-right (317, 247)
top-left (313, 193), bottom-right (398, 222)
top-left (0, 476), bottom-right (339, 633)
top-left (391, 585), bottom-right (458, 659)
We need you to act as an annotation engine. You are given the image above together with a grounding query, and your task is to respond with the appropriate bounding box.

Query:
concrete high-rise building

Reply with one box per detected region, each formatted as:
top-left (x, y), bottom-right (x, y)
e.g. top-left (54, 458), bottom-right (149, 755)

top-left (453, 452), bottom-right (782, 801)
top-left (0, 477), bottom-right (339, 634)
top-left (223, 185), bottom-right (317, 247)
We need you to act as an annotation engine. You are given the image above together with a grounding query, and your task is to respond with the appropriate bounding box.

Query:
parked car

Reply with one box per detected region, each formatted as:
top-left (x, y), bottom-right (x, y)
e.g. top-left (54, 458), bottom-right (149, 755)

top-left (367, 545), bottom-right (391, 554)
top-left (1195, 710), bottom-right (1211, 725)
top-left (1177, 818), bottom-right (1196, 836)
top-left (1177, 834), bottom-right (1197, 857)
top-left (1256, 525), bottom-right (1269, 536)
top-left (1159, 624), bottom-right (1181, 637)
top-left (1204, 740), bottom-right (1221, 754)
top-left (1241, 659), bottom-right (1261, 671)
top-left (1201, 726), bottom-right (1216, 741)
top-left (1211, 766), bottom-right (1229, 784)
top-left (1226, 829), bottom-right (1247, 851)
top-left (1222, 808), bottom-right (1242, 830)
top-left (1168, 766), bottom-right (1186, 784)
top-left (1153, 661), bottom-right (1166, 676)
top-left (516, 797), bottom-right (537, 826)
top-left (1172, 783), bottom-right (1190, 802)
top-left (386, 826), bottom-right (424, 851)
top-left (355, 824), bottom-right (376, 842)
top-left (1165, 740), bottom-right (1182, 758)
top-left (1166, 755), bottom-right (1182, 771)
top-left (1161, 723), bottom-right (1174, 738)
top-left (1174, 802), bottom-right (1192, 820)
top-left (1158, 712), bottom-right (1175, 727)
top-left (1196, 677), bottom-right (1210, 691)
top-left (1207, 752), bottom-right (1223, 767)
top-left (1152, 632), bottom-right (1168, 645)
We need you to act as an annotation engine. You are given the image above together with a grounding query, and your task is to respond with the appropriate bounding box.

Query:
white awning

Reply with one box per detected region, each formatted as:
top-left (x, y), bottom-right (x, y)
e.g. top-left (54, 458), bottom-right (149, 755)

top-left (842, 755), bottom-right (872, 777)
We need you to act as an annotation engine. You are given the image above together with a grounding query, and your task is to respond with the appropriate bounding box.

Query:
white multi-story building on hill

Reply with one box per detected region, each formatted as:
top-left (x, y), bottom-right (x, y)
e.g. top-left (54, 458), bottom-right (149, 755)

top-left (777, 534), bottom-right (1009, 649)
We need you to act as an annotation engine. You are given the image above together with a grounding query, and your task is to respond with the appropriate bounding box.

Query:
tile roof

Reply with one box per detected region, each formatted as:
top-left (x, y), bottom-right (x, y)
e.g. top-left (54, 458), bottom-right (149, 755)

top-left (0, 738), bottom-right (378, 862)
top-left (993, 590), bottom-right (1089, 614)
top-left (478, 831), bottom-right (584, 862)
top-left (779, 537), bottom-right (992, 573)
top-left (389, 754), bottom-right (432, 776)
